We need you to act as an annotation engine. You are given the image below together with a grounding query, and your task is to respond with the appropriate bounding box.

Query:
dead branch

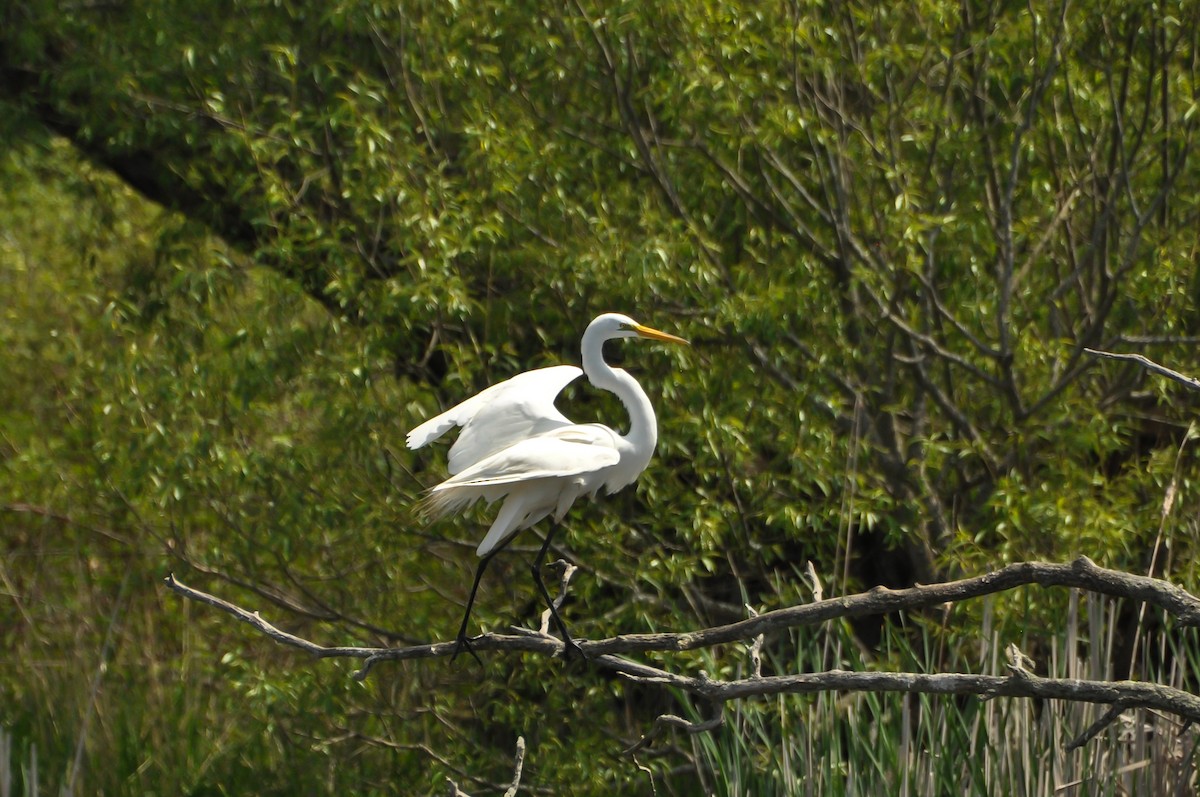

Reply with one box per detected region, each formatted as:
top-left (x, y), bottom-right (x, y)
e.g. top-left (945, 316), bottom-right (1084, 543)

top-left (445, 736), bottom-right (526, 797)
top-left (165, 555), bottom-right (1200, 750)
top-left (624, 705), bottom-right (725, 755)
top-left (539, 559), bottom-right (578, 636)
top-left (1085, 347), bottom-right (1200, 392)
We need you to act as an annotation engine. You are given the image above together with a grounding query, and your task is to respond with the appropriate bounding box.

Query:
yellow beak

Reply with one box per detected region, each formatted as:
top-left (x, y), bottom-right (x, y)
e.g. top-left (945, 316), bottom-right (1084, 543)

top-left (633, 323), bottom-right (690, 346)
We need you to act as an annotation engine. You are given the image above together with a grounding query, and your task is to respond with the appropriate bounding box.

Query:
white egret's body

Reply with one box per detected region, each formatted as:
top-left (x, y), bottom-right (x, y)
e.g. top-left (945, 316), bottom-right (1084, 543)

top-left (406, 312), bottom-right (687, 657)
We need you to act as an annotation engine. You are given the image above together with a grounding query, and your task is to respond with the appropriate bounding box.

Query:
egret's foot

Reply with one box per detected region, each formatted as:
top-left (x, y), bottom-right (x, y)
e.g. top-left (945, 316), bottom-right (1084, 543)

top-left (450, 633), bottom-right (483, 667)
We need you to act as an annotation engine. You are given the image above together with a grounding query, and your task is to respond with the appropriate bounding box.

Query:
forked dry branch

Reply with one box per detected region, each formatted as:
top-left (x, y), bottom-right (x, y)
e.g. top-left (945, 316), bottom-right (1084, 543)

top-left (165, 555), bottom-right (1200, 752)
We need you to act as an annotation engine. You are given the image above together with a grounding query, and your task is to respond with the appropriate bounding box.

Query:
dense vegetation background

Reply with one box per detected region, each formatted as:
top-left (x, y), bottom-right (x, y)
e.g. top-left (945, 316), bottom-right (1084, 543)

top-left (4, 0), bottom-right (1200, 793)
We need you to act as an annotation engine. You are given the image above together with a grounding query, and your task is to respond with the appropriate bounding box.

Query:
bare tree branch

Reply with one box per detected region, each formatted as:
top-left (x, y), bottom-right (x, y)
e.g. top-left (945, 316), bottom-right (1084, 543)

top-left (1085, 348), bottom-right (1200, 392)
top-left (623, 705), bottom-right (725, 755)
top-left (539, 560), bottom-right (579, 636)
top-left (166, 556), bottom-right (1200, 752)
top-left (503, 737), bottom-right (527, 797)
top-left (444, 736), bottom-right (526, 797)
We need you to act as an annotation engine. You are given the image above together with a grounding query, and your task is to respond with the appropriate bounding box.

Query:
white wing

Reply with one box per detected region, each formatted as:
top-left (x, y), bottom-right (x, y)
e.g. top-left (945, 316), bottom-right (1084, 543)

top-left (421, 424), bottom-right (622, 556)
top-left (430, 425), bottom-right (621, 491)
top-left (406, 365), bottom-right (583, 474)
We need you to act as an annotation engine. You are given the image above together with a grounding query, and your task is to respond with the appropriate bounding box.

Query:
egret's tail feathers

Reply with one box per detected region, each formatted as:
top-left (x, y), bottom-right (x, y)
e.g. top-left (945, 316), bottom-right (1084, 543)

top-left (415, 487), bottom-right (478, 521)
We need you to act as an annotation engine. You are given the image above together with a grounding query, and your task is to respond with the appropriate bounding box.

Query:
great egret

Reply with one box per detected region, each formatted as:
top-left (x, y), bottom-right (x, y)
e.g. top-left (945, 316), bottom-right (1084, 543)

top-left (406, 312), bottom-right (688, 659)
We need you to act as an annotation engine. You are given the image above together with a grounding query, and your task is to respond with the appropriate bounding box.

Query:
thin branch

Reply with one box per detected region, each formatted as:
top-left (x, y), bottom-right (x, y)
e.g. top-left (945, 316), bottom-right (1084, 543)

top-left (328, 731), bottom-right (513, 793)
top-left (1084, 348), bottom-right (1200, 392)
top-left (444, 736), bottom-right (526, 797)
top-left (503, 737), bottom-right (526, 797)
top-left (1066, 702), bottom-right (1127, 751)
top-left (163, 573), bottom-right (391, 665)
top-left (855, 277), bottom-right (1006, 389)
top-left (179, 555), bottom-right (421, 645)
top-left (746, 605), bottom-right (764, 679)
top-left (1, 502), bottom-right (132, 546)
top-left (623, 705), bottom-right (725, 755)
top-left (539, 560), bottom-right (579, 636)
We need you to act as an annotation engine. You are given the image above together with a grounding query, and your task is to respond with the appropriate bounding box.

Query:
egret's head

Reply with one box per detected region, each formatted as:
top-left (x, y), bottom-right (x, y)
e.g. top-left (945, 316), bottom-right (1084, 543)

top-left (589, 312), bottom-right (689, 345)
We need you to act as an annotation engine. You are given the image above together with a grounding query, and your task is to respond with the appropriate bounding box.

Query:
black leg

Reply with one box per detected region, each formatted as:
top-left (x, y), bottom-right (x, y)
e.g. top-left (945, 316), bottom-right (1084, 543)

top-left (452, 553), bottom-right (494, 665)
top-left (531, 524), bottom-right (585, 660)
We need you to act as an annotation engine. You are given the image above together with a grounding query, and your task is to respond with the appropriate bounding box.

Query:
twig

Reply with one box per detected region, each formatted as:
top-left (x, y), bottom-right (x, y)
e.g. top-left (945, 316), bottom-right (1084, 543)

top-left (1, 502), bottom-right (132, 546)
top-left (1066, 703), bottom-right (1128, 751)
top-left (539, 560), bottom-right (578, 636)
top-left (503, 737), bottom-right (526, 797)
top-left (1084, 348), bottom-right (1200, 392)
top-left (163, 573), bottom-right (412, 674)
top-left (443, 736), bottom-right (526, 797)
top-left (746, 604), bottom-right (765, 679)
top-left (804, 560), bottom-right (824, 603)
top-left (624, 705), bottom-right (725, 755)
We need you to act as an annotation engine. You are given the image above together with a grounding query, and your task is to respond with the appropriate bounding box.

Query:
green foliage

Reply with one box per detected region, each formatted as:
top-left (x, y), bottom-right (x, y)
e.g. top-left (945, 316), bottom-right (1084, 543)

top-left (5, 0), bottom-right (1200, 793)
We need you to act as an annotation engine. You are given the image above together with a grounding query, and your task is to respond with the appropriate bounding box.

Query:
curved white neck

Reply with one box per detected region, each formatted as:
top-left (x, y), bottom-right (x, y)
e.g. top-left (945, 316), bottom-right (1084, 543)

top-left (581, 328), bottom-right (658, 452)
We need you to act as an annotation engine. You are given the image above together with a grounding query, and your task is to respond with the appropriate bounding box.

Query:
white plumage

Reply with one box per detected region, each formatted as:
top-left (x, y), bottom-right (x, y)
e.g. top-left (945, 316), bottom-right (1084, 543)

top-left (407, 365), bottom-right (583, 477)
top-left (407, 312), bottom-right (687, 658)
